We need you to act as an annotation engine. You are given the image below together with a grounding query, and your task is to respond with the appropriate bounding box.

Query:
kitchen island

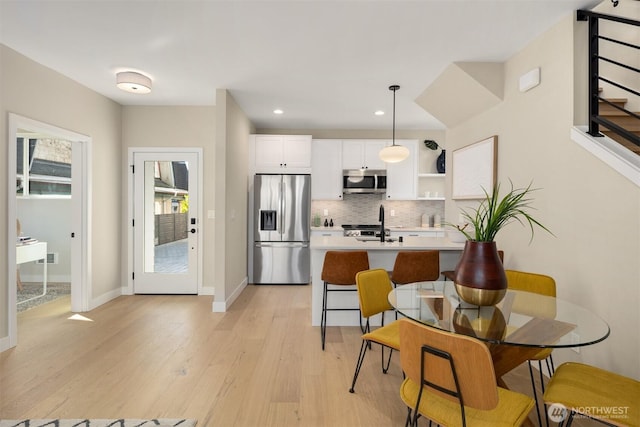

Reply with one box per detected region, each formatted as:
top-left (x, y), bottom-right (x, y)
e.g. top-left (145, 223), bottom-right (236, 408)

top-left (310, 235), bottom-right (464, 326)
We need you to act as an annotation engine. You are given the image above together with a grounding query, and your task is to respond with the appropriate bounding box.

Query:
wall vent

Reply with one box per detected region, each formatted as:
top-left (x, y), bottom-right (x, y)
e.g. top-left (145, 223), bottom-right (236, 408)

top-left (37, 252), bottom-right (59, 264)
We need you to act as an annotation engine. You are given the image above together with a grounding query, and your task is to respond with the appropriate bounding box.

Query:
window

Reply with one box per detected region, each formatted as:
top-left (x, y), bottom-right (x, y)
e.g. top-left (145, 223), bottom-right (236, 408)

top-left (17, 136), bottom-right (72, 197)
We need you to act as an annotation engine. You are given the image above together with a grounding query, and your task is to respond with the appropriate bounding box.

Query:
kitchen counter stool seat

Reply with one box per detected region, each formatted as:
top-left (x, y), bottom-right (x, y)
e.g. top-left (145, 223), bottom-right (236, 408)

top-left (320, 250), bottom-right (369, 350)
top-left (390, 250), bottom-right (440, 286)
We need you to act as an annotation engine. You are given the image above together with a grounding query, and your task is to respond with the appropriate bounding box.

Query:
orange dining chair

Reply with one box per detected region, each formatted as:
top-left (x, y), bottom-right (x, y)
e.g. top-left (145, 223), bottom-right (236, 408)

top-left (398, 318), bottom-right (534, 426)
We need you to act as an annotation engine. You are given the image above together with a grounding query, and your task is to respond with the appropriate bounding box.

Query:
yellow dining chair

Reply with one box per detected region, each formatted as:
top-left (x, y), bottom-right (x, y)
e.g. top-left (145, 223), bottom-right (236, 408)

top-left (505, 269), bottom-right (556, 427)
top-left (320, 250), bottom-right (370, 350)
top-left (544, 362), bottom-right (640, 427)
top-left (398, 318), bottom-right (535, 427)
top-left (349, 268), bottom-right (401, 393)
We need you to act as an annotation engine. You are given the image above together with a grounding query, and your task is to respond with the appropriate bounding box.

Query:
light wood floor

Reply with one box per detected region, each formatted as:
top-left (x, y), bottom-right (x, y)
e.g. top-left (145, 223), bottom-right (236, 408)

top-left (1, 284), bottom-right (577, 426)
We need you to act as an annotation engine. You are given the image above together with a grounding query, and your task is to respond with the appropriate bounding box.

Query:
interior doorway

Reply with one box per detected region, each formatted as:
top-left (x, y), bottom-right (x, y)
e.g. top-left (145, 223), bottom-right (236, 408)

top-left (7, 113), bottom-right (91, 348)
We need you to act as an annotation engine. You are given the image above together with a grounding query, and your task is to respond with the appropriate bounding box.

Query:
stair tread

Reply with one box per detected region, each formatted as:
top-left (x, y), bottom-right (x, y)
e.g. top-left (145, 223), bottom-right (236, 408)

top-left (599, 98), bottom-right (628, 103)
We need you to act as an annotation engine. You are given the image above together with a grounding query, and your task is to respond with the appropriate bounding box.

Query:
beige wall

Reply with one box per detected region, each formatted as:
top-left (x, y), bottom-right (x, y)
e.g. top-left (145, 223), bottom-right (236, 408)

top-left (0, 44), bottom-right (122, 341)
top-left (214, 90), bottom-right (253, 310)
top-left (444, 16), bottom-right (640, 379)
top-left (121, 106), bottom-right (216, 291)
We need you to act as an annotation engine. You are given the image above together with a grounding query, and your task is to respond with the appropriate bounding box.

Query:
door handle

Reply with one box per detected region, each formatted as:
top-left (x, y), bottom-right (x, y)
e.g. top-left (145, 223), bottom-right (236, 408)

top-left (190, 228), bottom-right (197, 234)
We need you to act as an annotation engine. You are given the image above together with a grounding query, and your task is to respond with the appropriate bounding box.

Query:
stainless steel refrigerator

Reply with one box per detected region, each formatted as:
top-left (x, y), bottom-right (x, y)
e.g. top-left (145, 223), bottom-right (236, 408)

top-left (253, 174), bottom-right (311, 284)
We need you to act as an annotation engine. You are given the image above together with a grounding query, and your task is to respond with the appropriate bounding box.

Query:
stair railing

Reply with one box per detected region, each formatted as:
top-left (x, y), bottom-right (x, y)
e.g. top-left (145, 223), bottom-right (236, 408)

top-left (577, 9), bottom-right (640, 150)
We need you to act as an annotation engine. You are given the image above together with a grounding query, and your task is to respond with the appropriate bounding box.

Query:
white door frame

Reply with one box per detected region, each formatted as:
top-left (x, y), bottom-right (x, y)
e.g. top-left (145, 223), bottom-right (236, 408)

top-left (6, 113), bottom-right (91, 349)
top-left (125, 147), bottom-right (203, 295)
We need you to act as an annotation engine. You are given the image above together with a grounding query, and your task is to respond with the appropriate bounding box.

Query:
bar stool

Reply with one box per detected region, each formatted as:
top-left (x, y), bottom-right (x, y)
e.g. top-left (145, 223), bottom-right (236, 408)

top-left (390, 250), bottom-right (440, 287)
top-left (390, 250), bottom-right (440, 320)
top-left (321, 250), bottom-right (370, 350)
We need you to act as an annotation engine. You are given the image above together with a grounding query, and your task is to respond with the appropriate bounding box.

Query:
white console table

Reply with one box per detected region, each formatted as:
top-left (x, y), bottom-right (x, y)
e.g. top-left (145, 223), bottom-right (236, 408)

top-left (16, 241), bottom-right (47, 305)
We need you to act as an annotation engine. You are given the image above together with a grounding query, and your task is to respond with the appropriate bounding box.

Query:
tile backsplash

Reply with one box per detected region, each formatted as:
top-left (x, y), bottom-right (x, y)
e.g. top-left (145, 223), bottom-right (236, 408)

top-left (311, 194), bottom-right (444, 228)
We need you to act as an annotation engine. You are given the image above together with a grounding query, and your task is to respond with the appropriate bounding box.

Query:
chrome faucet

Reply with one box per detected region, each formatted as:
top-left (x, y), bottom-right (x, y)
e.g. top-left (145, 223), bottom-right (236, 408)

top-left (379, 204), bottom-right (385, 242)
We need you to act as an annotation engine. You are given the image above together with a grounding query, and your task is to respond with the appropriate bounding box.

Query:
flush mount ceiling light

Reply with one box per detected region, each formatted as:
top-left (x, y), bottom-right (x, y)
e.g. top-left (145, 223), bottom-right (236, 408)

top-left (379, 85), bottom-right (409, 163)
top-left (116, 71), bottom-right (152, 94)
top-left (273, 109), bottom-right (284, 115)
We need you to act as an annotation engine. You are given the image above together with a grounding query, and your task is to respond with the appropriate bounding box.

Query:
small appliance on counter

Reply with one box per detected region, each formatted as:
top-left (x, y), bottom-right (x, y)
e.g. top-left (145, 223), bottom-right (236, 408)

top-left (253, 174), bottom-right (311, 284)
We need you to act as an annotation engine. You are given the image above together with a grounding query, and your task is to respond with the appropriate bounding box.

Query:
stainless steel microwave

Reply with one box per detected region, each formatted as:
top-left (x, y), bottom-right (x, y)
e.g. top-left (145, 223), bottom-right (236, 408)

top-left (343, 169), bottom-right (386, 194)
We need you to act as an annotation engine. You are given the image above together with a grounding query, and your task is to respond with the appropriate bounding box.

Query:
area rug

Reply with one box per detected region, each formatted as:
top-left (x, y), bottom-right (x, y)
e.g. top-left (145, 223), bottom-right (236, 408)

top-left (0, 420), bottom-right (196, 427)
top-left (17, 282), bottom-right (71, 312)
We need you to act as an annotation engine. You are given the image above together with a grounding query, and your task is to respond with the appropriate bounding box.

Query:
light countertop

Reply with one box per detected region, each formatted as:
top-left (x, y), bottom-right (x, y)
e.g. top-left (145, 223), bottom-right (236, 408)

top-left (310, 226), bottom-right (446, 232)
top-left (309, 235), bottom-right (464, 251)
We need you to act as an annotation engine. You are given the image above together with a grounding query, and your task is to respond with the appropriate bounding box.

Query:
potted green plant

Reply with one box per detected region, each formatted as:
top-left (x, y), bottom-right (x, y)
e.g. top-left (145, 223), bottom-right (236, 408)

top-left (452, 180), bottom-right (553, 306)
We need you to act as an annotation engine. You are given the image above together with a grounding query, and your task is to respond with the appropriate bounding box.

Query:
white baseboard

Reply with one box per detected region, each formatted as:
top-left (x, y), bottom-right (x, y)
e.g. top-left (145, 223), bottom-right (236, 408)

top-left (0, 334), bottom-right (11, 352)
top-left (89, 287), bottom-right (121, 311)
top-left (199, 286), bottom-right (215, 296)
top-left (212, 276), bottom-right (248, 312)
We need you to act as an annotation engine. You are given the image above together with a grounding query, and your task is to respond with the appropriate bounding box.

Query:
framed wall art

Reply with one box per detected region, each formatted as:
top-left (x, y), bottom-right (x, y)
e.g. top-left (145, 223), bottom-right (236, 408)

top-left (452, 135), bottom-right (497, 200)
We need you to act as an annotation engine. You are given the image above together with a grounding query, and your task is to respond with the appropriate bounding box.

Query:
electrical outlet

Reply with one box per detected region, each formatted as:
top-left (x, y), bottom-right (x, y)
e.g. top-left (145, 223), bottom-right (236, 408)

top-left (323, 209), bottom-right (329, 216)
top-left (390, 209), bottom-right (396, 217)
top-left (570, 332), bottom-right (580, 353)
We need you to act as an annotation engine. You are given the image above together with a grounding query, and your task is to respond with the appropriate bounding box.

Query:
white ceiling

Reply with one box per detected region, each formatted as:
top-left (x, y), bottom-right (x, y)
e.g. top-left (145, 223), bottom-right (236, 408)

top-left (0, 0), bottom-right (598, 131)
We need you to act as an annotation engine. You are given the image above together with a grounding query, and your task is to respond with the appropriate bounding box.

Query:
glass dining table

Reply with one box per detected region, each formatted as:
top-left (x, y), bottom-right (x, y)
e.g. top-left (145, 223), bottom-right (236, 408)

top-left (388, 281), bottom-right (610, 383)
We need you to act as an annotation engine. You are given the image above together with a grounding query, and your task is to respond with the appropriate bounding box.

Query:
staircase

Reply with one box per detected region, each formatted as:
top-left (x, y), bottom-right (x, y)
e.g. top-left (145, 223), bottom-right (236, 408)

top-left (598, 97), bottom-right (640, 155)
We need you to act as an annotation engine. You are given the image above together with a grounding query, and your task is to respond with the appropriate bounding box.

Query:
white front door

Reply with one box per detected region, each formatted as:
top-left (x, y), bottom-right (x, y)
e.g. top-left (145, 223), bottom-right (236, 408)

top-left (132, 151), bottom-right (200, 294)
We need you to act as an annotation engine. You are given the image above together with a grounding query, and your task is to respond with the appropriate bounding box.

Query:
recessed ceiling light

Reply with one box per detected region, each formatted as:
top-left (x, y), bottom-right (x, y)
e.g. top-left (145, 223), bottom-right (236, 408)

top-left (116, 71), bottom-right (152, 94)
top-left (273, 109), bottom-right (284, 115)
top-left (375, 110), bottom-right (385, 116)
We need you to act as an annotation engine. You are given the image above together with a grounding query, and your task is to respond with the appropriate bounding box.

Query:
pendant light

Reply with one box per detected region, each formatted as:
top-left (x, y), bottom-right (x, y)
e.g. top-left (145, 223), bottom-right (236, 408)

top-left (379, 84), bottom-right (409, 163)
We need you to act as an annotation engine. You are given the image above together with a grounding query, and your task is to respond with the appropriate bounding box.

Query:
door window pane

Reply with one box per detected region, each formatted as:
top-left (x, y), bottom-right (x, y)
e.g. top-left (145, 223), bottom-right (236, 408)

top-left (143, 160), bottom-right (190, 274)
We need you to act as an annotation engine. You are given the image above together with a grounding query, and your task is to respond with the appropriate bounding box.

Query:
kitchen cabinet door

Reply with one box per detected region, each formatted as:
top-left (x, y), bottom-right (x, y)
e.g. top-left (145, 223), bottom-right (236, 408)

top-left (254, 135), bottom-right (285, 170)
top-left (386, 139), bottom-right (418, 200)
top-left (283, 135), bottom-right (312, 168)
top-left (342, 140), bottom-right (386, 170)
top-left (363, 140), bottom-right (387, 170)
top-left (254, 135), bottom-right (311, 173)
top-left (311, 139), bottom-right (343, 200)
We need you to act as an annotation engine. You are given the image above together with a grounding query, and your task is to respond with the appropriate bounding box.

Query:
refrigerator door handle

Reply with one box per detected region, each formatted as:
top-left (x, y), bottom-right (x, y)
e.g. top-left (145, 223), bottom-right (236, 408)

top-left (255, 242), bottom-right (309, 248)
top-left (280, 180), bottom-right (285, 236)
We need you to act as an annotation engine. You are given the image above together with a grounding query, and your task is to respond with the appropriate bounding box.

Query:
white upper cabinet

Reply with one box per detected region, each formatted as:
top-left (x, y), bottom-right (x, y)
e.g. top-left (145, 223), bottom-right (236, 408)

top-left (386, 139), bottom-right (418, 200)
top-left (342, 140), bottom-right (386, 170)
top-left (253, 135), bottom-right (312, 173)
top-left (311, 139), bottom-right (343, 200)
